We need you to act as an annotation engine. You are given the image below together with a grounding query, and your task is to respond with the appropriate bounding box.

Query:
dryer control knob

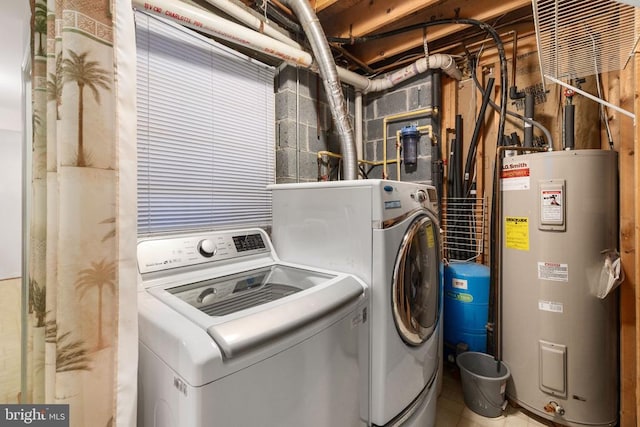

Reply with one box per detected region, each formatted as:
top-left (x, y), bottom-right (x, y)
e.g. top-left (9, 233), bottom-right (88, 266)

top-left (413, 189), bottom-right (428, 203)
top-left (198, 239), bottom-right (217, 258)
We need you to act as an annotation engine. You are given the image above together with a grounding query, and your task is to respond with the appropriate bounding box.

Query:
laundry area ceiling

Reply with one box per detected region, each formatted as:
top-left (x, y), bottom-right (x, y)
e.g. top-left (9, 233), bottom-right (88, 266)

top-left (232, 0), bottom-right (535, 74)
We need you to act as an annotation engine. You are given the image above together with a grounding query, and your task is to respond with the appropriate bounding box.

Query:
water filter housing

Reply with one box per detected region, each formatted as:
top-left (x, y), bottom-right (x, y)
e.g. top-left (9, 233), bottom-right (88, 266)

top-left (501, 150), bottom-right (618, 426)
top-left (401, 125), bottom-right (419, 165)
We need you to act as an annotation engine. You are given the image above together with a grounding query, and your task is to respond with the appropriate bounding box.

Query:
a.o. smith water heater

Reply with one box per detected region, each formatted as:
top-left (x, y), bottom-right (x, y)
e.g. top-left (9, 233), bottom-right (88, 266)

top-left (501, 150), bottom-right (618, 426)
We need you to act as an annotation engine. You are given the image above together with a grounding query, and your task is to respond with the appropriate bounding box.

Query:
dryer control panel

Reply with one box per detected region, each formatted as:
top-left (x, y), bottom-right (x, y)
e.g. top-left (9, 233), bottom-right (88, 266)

top-left (378, 181), bottom-right (438, 224)
top-left (137, 229), bottom-right (271, 274)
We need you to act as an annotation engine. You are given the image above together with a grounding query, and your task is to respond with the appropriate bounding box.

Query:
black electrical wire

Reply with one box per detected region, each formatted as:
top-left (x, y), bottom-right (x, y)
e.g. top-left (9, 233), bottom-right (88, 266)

top-left (453, 115), bottom-right (464, 199)
top-left (328, 17), bottom-right (509, 156)
top-left (464, 76), bottom-right (495, 197)
top-left (447, 115), bottom-right (464, 260)
top-left (325, 18), bottom-right (509, 266)
top-left (275, 11), bottom-right (513, 160)
top-left (270, 10), bottom-right (512, 155)
top-left (325, 17), bottom-right (514, 359)
top-left (470, 59), bottom-right (553, 148)
top-left (259, 2), bottom-right (303, 35)
top-left (469, 57), bottom-right (552, 359)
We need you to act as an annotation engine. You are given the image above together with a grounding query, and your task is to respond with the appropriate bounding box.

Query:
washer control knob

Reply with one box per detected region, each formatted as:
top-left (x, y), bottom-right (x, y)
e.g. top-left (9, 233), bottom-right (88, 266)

top-left (198, 239), bottom-right (217, 258)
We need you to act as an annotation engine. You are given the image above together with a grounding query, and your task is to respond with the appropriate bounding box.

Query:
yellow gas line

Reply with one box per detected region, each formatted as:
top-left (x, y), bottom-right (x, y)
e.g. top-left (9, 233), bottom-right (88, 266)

top-left (317, 151), bottom-right (399, 166)
top-left (317, 108), bottom-right (437, 180)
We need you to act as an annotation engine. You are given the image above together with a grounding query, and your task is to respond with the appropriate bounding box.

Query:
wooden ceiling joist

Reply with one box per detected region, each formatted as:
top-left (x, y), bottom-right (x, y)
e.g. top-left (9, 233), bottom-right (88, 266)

top-left (311, 0), bottom-right (339, 13)
top-left (342, 0), bottom-right (532, 66)
top-left (322, 0), bottom-right (440, 39)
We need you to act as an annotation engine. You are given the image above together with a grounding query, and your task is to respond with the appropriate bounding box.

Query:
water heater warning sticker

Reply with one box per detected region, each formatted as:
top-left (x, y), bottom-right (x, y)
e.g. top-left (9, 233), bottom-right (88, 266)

top-left (537, 262), bottom-right (569, 282)
top-left (501, 160), bottom-right (530, 191)
top-left (538, 300), bottom-right (564, 313)
top-left (541, 189), bottom-right (563, 221)
top-left (505, 216), bottom-right (529, 250)
top-left (539, 180), bottom-right (565, 230)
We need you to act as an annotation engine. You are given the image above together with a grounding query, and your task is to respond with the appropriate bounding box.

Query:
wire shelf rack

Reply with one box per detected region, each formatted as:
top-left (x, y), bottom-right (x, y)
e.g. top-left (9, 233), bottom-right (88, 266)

top-left (442, 197), bottom-right (488, 262)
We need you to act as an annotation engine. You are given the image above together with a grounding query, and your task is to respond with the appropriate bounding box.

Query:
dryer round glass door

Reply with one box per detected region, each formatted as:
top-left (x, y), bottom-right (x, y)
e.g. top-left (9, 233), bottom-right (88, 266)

top-left (391, 212), bottom-right (441, 346)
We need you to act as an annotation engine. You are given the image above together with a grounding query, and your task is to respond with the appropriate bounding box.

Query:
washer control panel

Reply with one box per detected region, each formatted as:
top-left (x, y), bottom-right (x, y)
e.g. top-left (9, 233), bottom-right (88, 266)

top-left (137, 229), bottom-right (270, 274)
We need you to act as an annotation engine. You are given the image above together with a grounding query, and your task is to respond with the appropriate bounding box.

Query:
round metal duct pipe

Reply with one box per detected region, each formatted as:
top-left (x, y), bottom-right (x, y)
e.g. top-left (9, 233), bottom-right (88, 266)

top-left (279, 0), bottom-right (358, 181)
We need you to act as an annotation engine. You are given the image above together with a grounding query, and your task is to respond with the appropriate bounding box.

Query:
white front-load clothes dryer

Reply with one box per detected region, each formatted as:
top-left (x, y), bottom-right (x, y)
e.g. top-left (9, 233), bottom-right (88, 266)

top-left (270, 180), bottom-right (442, 427)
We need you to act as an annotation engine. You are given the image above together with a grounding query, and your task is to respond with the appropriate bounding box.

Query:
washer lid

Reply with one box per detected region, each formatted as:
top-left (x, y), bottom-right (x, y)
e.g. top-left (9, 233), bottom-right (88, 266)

top-left (392, 213), bottom-right (441, 346)
top-left (150, 264), bottom-right (365, 359)
top-left (206, 274), bottom-right (364, 358)
top-left (166, 265), bottom-right (334, 316)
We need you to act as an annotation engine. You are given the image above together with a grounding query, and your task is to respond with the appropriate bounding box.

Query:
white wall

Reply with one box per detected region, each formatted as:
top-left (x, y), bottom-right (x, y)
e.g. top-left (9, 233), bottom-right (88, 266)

top-left (0, 130), bottom-right (22, 279)
top-left (0, 107), bottom-right (22, 133)
top-left (0, 1), bottom-right (30, 280)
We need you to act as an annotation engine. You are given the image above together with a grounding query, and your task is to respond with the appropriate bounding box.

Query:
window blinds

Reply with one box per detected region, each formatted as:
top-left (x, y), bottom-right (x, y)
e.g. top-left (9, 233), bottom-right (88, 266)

top-left (135, 11), bottom-right (275, 235)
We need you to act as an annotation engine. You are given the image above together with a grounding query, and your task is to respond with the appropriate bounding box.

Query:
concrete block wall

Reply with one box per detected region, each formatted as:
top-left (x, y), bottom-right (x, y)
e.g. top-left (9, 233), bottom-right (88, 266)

top-left (274, 66), bottom-right (438, 183)
top-left (363, 71), bottom-right (439, 183)
top-left (274, 65), bottom-right (354, 183)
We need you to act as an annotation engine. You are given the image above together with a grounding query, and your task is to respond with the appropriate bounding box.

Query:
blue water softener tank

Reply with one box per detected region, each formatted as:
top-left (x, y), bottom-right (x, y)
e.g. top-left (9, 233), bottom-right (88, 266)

top-left (400, 125), bottom-right (419, 165)
top-left (443, 262), bottom-right (490, 361)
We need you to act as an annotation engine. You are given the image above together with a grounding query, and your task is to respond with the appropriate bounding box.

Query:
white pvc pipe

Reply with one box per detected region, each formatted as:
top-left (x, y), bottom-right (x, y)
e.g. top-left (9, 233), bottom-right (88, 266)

top-left (200, 0), bottom-right (302, 49)
top-left (364, 54), bottom-right (462, 93)
top-left (132, 0), bottom-right (313, 66)
top-left (133, 0), bottom-right (463, 94)
top-left (337, 68), bottom-right (370, 91)
top-left (545, 74), bottom-right (635, 121)
top-left (133, 0), bottom-right (379, 91)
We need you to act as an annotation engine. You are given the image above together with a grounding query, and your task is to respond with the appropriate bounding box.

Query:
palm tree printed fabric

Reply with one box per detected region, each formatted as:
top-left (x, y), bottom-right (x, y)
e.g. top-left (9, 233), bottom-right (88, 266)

top-left (62, 49), bottom-right (111, 167)
top-left (75, 259), bottom-right (116, 350)
top-left (27, 0), bottom-right (137, 426)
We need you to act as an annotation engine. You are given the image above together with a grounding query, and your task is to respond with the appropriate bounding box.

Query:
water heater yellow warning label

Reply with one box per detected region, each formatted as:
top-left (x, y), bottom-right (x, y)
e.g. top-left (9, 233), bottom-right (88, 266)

top-left (505, 216), bottom-right (529, 250)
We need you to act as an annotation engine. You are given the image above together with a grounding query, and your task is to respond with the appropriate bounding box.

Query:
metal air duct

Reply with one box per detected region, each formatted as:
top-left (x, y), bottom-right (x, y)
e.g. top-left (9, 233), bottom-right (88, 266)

top-left (279, 0), bottom-right (358, 180)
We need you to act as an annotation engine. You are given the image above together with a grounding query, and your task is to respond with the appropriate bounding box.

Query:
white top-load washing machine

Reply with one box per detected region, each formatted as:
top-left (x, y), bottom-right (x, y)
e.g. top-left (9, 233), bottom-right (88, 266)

top-left (137, 228), bottom-right (370, 427)
top-left (270, 180), bottom-right (442, 427)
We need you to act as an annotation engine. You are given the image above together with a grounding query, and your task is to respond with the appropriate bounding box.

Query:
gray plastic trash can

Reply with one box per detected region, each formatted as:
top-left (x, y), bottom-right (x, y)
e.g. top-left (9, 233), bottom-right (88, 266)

top-left (456, 351), bottom-right (511, 418)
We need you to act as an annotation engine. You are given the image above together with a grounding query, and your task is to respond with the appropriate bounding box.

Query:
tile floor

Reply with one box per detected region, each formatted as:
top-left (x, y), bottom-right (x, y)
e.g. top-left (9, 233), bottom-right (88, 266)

top-left (437, 364), bottom-right (557, 427)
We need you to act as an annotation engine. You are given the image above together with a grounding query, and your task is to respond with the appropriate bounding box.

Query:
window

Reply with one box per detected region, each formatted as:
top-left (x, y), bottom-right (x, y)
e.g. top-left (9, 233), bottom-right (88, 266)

top-left (135, 11), bottom-right (275, 235)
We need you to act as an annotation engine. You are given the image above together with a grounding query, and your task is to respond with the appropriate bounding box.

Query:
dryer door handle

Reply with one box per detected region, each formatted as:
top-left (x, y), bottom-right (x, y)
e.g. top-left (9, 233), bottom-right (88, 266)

top-left (206, 278), bottom-right (364, 358)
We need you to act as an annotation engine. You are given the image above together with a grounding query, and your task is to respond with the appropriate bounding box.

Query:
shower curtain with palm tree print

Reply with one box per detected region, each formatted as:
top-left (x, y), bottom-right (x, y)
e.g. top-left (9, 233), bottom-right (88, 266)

top-left (29, 0), bottom-right (137, 425)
